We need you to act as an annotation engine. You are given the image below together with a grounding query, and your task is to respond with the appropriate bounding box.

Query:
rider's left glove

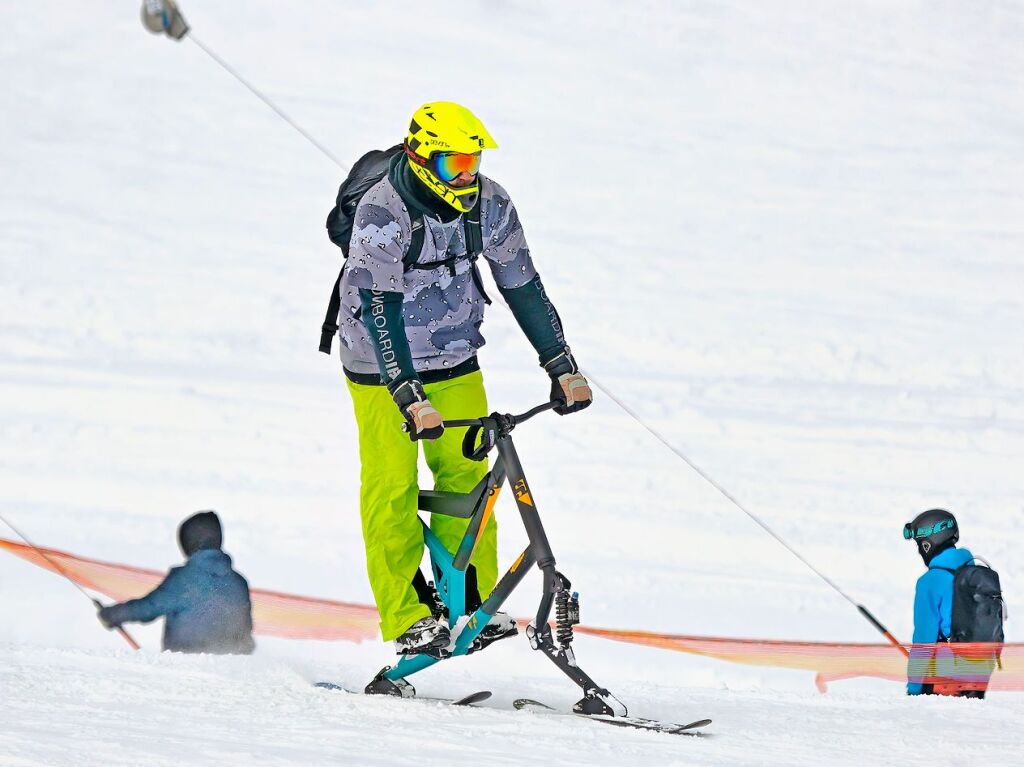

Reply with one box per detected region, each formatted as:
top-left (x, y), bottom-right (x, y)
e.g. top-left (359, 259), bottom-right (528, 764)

top-left (543, 348), bottom-right (593, 415)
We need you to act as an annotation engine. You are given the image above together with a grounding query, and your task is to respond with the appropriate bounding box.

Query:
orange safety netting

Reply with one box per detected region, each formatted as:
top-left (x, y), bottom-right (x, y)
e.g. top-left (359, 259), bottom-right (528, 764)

top-left (0, 537), bottom-right (378, 642)
top-left (574, 626), bottom-right (1020, 692)
top-left (3, 536), bottom-right (1019, 691)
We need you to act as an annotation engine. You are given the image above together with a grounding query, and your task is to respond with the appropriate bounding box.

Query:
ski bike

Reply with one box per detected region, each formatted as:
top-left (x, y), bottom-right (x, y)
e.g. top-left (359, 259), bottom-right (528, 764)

top-left (356, 400), bottom-right (712, 734)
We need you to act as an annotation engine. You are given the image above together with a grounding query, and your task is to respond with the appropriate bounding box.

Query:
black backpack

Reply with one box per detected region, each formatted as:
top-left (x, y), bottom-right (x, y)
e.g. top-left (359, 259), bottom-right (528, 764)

top-left (319, 145), bottom-right (488, 355)
top-left (936, 559), bottom-right (1005, 650)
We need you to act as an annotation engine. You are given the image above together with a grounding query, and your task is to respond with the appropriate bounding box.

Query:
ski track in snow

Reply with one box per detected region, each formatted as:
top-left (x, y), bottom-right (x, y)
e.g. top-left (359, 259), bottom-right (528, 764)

top-left (2, 1), bottom-right (1023, 765)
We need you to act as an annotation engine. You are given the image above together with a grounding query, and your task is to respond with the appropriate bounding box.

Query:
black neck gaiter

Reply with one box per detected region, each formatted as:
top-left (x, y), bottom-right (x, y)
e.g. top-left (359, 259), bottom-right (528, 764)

top-left (388, 153), bottom-right (461, 224)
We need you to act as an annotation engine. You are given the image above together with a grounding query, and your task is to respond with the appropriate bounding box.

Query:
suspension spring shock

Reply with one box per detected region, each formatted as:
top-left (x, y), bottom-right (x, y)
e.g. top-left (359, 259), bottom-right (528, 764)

top-left (555, 588), bottom-right (580, 647)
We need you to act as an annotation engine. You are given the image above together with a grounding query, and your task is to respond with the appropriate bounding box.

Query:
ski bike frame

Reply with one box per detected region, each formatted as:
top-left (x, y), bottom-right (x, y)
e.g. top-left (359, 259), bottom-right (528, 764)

top-left (367, 401), bottom-right (625, 716)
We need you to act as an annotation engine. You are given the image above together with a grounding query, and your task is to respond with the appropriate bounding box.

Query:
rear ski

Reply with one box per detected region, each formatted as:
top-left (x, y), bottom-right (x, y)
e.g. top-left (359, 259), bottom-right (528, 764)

top-left (513, 698), bottom-right (712, 735)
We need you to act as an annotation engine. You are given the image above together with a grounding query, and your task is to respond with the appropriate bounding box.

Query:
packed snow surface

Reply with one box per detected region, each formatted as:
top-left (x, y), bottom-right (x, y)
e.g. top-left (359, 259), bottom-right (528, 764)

top-left (2, 2), bottom-right (1022, 765)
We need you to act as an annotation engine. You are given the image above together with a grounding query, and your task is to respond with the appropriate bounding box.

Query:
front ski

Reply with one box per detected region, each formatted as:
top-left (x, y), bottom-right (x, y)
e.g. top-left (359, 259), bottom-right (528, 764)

top-left (315, 681), bottom-right (491, 707)
top-left (449, 690), bottom-right (492, 706)
top-left (513, 698), bottom-right (711, 735)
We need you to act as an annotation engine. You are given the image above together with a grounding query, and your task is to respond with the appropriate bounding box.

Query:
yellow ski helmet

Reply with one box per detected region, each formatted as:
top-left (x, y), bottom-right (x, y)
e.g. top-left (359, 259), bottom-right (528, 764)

top-left (404, 102), bottom-right (498, 213)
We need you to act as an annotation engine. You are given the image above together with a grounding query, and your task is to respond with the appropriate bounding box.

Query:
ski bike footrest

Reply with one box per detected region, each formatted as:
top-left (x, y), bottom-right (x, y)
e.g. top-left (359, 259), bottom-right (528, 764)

top-left (574, 688), bottom-right (624, 716)
top-left (365, 666), bottom-right (415, 697)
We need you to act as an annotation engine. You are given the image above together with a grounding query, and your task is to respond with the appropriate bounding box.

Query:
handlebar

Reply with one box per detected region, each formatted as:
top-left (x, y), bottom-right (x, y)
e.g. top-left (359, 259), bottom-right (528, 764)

top-left (443, 400), bottom-right (559, 429)
top-left (399, 400), bottom-right (559, 461)
top-left (456, 400), bottom-right (559, 461)
top-left (400, 401), bottom-right (559, 460)
top-left (400, 400), bottom-right (558, 434)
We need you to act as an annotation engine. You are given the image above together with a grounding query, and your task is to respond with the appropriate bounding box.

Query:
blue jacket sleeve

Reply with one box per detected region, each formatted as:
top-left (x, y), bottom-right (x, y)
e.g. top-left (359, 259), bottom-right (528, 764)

top-left (99, 569), bottom-right (185, 626)
top-left (359, 288), bottom-right (418, 388)
top-left (907, 572), bottom-right (942, 694)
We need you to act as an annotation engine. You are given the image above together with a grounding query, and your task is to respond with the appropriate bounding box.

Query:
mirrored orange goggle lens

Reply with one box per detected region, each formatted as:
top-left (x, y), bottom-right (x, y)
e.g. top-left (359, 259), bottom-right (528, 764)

top-left (434, 152), bottom-right (481, 182)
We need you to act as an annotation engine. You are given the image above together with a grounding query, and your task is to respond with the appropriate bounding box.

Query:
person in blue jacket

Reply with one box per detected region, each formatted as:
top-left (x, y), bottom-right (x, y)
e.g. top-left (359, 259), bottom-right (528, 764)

top-left (97, 511), bottom-right (255, 654)
top-left (903, 508), bottom-right (982, 697)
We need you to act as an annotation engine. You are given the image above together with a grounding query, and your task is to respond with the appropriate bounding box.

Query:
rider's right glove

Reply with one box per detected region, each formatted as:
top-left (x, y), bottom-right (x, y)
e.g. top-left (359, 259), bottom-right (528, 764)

top-left (543, 347), bottom-right (593, 416)
top-left (390, 379), bottom-right (444, 441)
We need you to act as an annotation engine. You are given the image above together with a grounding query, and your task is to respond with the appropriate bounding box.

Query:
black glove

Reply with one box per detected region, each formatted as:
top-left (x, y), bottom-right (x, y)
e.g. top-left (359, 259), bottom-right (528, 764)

top-left (95, 602), bottom-right (117, 630)
top-left (543, 348), bottom-right (593, 415)
top-left (390, 379), bottom-right (444, 441)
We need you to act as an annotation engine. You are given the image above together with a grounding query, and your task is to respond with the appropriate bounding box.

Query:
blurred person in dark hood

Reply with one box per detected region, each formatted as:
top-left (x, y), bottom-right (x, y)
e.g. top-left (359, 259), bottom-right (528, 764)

top-left (97, 511), bottom-right (255, 654)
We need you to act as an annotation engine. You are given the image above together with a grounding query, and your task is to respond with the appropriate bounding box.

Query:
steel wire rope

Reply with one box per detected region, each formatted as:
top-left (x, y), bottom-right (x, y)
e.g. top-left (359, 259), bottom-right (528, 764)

top-left (578, 372), bottom-right (859, 606)
top-left (188, 35), bottom-right (348, 171)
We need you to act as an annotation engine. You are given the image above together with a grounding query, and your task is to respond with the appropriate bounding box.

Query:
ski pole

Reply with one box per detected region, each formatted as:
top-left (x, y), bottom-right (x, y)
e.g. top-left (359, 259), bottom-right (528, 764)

top-left (0, 512), bottom-right (141, 650)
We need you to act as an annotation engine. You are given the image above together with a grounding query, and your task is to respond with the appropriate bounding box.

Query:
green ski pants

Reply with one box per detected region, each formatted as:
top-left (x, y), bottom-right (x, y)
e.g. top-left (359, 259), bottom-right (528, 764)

top-left (347, 369), bottom-right (495, 641)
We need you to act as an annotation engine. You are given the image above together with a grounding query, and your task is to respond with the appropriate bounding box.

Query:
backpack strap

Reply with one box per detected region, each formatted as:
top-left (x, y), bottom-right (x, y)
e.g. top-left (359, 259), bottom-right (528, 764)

top-left (403, 215), bottom-right (426, 269)
top-left (319, 270), bottom-right (343, 355)
top-left (469, 259), bottom-right (492, 305)
top-left (400, 202), bottom-right (493, 305)
top-left (463, 198), bottom-right (484, 257)
top-left (463, 198), bottom-right (491, 305)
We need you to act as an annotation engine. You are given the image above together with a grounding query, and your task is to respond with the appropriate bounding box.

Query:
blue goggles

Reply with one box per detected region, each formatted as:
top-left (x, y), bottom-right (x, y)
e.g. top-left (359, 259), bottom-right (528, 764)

top-left (903, 519), bottom-right (954, 540)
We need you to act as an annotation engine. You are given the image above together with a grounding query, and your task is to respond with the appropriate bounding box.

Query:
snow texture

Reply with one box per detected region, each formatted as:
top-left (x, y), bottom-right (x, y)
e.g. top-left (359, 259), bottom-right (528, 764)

top-left (1, 1), bottom-right (1022, 765)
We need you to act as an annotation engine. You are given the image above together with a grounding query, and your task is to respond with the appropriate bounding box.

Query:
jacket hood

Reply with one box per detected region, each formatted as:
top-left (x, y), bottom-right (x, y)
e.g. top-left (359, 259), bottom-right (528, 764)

top-left (188, 548), bottom-right (234, 575)
top-left (178, 510), bottom-right (223, 556)
top-left (927, 546), bottom-right (974, 571)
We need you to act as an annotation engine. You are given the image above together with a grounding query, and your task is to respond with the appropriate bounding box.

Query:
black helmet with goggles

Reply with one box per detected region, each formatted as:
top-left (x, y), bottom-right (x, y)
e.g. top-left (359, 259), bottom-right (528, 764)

top-left (903, 508), bottom-right (958, 562)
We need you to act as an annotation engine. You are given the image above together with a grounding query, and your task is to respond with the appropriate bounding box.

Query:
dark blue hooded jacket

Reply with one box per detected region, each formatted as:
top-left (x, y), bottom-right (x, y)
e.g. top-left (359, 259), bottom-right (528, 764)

top-left (100, 548), bottom-right (255, 654)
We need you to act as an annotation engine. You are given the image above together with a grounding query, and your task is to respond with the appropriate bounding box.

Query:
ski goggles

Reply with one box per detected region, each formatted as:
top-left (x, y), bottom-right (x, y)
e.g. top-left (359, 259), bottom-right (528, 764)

top-left (903, 519), bottom-right (955, 540)
top-left (431, 151), bottom-right (482, 183)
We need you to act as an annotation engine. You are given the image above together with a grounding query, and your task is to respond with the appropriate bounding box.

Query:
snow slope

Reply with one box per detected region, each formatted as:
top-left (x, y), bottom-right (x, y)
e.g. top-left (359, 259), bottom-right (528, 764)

top-left (1, 1), bottom-right (1023, 765)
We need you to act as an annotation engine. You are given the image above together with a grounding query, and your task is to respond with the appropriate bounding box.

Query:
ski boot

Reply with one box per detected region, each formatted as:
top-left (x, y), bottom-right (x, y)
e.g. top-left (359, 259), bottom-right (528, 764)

top-left (471, 612), bottom-right (518, 652)
top-left (392, 617), bottom-right (451, 659)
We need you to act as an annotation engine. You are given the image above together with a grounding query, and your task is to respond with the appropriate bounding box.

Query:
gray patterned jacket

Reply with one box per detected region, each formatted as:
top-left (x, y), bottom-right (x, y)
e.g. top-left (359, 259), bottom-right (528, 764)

top-left (337, 174), bottom-right (536, 376)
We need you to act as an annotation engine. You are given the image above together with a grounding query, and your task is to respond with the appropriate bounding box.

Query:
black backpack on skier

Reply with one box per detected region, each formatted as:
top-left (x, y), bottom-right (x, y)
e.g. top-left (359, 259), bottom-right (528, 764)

top-left (935, 559), bottom-right (1006, 651)
top-left (318, 145), bottom-right (488, 355)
